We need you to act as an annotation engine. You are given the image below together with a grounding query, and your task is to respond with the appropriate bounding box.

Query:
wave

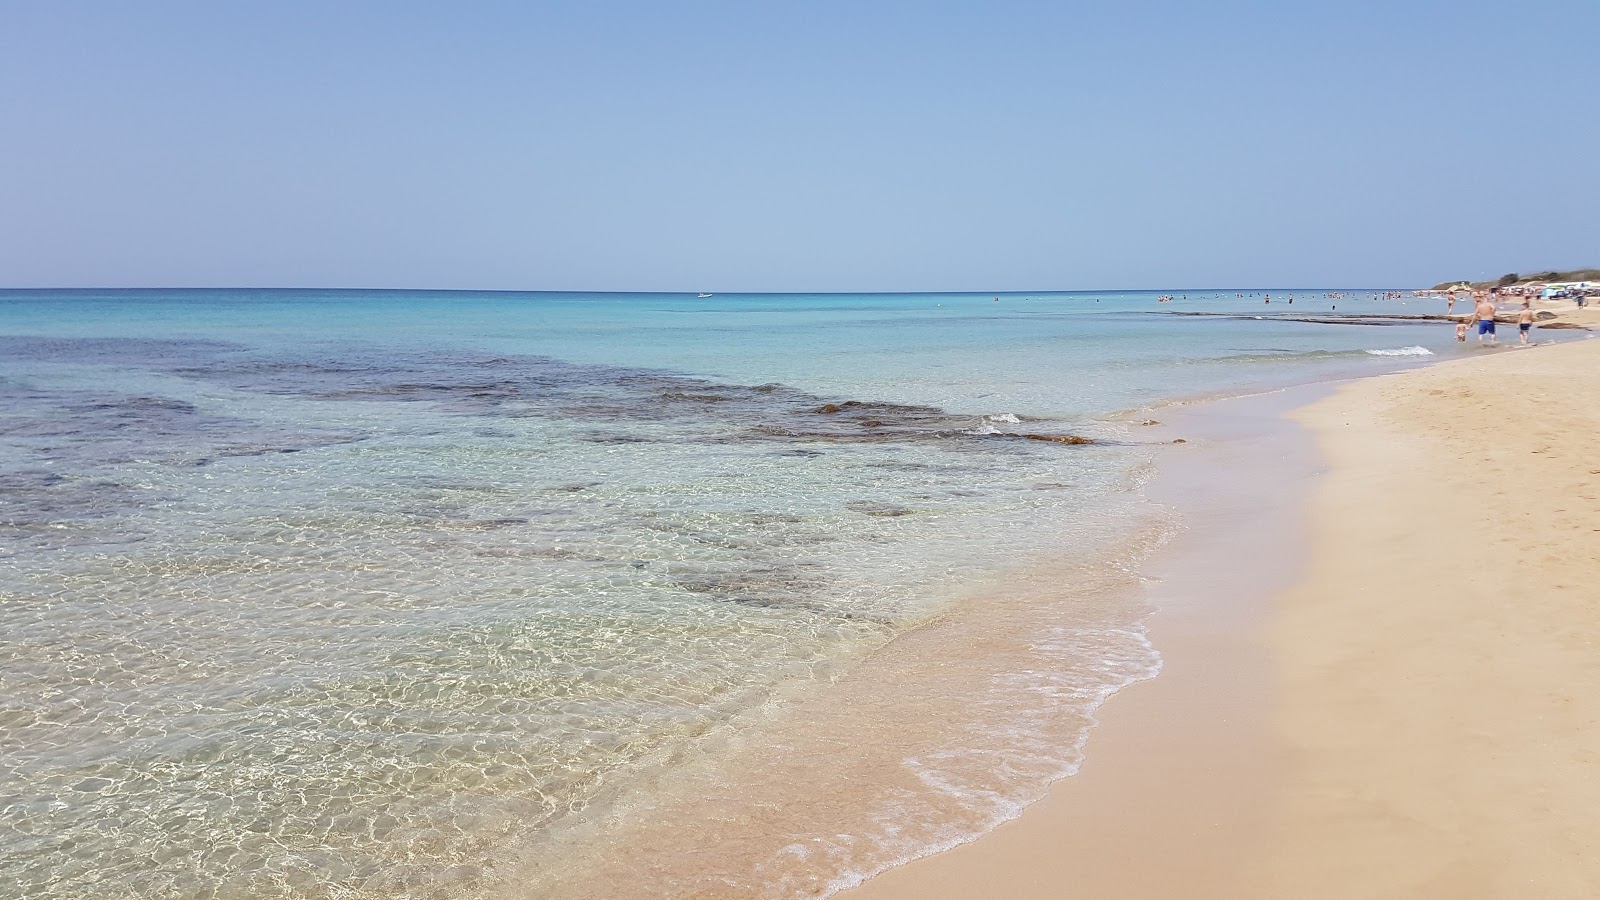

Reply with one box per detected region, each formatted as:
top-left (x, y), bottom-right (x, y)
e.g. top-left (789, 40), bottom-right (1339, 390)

top-left (1364, 345), bottom-right (1433, 357)
top-left (1206, 345), bottom-right (1437, 364)
top-left (966, 412), bottom-right (1023, 435)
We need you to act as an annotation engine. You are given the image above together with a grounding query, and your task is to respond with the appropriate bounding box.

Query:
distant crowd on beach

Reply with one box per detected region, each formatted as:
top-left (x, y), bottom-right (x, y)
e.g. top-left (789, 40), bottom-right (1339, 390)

top-left (1150, 285), bottom-right (1589, 348)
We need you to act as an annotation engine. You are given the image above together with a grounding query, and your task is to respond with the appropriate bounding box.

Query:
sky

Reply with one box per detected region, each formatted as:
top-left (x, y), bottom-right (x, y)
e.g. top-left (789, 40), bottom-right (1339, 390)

top-left (1, 1), bottom-right (1595, 291)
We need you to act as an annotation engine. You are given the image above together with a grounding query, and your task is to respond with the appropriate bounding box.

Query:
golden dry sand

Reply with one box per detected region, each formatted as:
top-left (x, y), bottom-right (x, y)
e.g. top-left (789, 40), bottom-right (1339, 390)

top-left (846, 337), bottom-right (1600, 899)
top-left (1546, 305), bottom-right (1600, 330)
top-left (1265, 337), bottom-right (1600, 897)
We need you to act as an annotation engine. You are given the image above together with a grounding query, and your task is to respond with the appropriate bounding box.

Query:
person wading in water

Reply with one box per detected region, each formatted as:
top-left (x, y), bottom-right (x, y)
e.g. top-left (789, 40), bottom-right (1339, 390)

top-left (1476, 293), bottom-right (1499, 345)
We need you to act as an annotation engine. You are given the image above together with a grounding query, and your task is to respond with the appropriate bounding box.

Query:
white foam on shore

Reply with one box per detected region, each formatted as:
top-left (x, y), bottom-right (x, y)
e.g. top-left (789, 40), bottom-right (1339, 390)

top-left (1365, 345), bottom-right (1433, 357)
top-left (817, 626), bottom-right (1163, 897)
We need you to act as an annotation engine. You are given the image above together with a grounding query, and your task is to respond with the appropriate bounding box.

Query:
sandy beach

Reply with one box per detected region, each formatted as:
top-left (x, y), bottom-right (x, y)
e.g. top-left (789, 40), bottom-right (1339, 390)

top-left (847, 336), bottom-right (1600, 898)
top-left (1264, 336), bottom-right (1600, 897)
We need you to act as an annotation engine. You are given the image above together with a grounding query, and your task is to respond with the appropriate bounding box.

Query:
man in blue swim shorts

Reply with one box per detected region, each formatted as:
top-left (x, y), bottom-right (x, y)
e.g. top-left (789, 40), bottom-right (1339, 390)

top-left (1475, 295), bottom-right (1498, 344)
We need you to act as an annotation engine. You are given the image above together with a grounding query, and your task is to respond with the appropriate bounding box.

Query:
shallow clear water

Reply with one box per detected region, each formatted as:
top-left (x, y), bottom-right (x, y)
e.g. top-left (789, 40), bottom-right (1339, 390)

top-left (0, 288), bottom-right (1458, 897)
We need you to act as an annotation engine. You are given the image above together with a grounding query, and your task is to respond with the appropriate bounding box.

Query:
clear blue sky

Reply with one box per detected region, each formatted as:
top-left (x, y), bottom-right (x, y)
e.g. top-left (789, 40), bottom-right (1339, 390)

top-left (2, 1), bottom-right (1595, 291)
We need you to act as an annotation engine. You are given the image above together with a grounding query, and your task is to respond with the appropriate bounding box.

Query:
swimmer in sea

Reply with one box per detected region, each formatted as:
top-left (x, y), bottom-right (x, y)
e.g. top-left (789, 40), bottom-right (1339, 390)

top-left (1518, 301), bottom-right (1533, 345)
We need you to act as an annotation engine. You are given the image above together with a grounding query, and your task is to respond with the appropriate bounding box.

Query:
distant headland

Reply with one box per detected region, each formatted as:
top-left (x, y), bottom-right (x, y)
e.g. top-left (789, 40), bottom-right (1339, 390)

top-left (1430, 268), bottom-right (1599, 291)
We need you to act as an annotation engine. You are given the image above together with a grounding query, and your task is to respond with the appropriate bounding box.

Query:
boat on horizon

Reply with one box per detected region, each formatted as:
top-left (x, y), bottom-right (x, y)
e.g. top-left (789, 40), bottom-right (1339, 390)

top-left (697, 293), bottom-right (714, 298)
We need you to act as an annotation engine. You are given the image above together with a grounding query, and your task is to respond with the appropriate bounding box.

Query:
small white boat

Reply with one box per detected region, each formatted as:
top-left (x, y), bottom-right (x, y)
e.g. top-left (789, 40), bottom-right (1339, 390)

top-left (697, 293), bottom-right (714, 298)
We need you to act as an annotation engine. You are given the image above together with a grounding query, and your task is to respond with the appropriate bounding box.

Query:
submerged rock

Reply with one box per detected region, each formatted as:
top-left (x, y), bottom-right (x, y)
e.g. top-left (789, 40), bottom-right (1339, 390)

top-left (1003, 432), bottom-right (1094, 445)
top-left (846, 500), bottom-right (916, 517)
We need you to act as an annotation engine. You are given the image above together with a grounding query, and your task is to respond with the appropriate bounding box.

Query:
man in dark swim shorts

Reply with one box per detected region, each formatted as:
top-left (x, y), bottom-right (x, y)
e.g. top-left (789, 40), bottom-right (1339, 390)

top-left (1475, 295), bottom-right (1498, 344)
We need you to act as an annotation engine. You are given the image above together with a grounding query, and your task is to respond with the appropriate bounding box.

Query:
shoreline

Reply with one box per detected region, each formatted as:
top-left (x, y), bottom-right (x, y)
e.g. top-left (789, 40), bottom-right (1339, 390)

top-left (499, 457), bottom-right (1174, 898)
top-left (512, 360), bottom-right (1466, 898)
top-left (840, 381), bottom-right (1330, 899)
top-left (845, 336), bottom-right (1600, 897)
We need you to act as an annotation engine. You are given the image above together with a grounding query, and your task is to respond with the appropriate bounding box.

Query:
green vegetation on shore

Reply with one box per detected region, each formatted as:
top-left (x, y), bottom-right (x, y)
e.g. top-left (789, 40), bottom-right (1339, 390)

top-left (1431, 268), bottom-right (1600, 290)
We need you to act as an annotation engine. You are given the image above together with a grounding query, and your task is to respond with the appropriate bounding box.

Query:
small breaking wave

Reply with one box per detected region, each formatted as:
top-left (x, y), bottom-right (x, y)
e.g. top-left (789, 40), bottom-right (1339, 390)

top-left (1364, 345), bottom-right (1433, 357)
top-left (1206, 344), bottom-right (1438, 365)
top-left (966, 413), bottom-right (1023, 436)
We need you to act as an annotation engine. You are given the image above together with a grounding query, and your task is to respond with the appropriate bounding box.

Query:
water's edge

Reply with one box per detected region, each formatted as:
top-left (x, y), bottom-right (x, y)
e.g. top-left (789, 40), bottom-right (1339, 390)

top-left (835, 373), bottom-right (1401, 898)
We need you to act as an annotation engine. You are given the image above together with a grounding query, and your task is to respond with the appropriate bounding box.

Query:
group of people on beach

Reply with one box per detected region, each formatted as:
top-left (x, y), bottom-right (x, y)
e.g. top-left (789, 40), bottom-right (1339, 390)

top-left (1450, 289), bottom-right (1534, 346)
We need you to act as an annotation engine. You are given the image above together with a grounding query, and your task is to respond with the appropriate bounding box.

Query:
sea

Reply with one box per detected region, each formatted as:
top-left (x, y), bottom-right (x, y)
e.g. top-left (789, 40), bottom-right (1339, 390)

top-left (0, 288), bottom-right (1467, 898)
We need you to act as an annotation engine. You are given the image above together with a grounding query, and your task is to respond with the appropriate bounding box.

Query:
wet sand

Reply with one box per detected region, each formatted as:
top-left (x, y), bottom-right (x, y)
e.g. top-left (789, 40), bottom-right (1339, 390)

top-left (843, 384), bottom-right (1327, 898)
top-left (846, 337), bottom-right (1600, 898)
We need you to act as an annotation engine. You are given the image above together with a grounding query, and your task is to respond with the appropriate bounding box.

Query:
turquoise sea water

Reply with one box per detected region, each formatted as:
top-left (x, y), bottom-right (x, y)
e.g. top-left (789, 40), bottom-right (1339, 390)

top-left (1, 289), bottom-right (1462, 898)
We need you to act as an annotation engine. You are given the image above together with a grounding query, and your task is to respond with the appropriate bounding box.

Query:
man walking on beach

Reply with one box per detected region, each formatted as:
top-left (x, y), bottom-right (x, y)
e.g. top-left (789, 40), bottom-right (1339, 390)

top-left (1476, 294), bottom-right (1498, 345)
top-left (1518, 301), bottom-right (1534, 345)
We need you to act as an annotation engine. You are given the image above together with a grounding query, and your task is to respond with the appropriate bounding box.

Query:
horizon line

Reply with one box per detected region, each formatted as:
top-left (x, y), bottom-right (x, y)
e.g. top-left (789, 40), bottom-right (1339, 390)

top-left (0, 284), bottom-right (1420, 295)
